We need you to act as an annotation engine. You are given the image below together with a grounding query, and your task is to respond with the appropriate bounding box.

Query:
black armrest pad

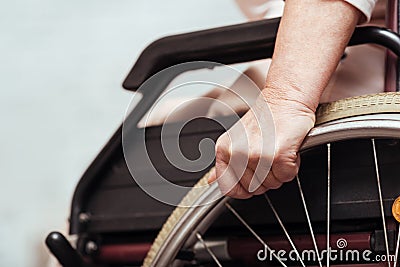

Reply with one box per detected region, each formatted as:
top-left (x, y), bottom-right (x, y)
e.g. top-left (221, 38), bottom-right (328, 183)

top-left (123, 19), bottom-right (400, 91)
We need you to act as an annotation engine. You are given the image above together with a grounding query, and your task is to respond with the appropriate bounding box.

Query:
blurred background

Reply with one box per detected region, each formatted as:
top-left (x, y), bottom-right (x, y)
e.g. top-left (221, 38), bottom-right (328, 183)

top-left (0, 1), bottom-right (244, 266)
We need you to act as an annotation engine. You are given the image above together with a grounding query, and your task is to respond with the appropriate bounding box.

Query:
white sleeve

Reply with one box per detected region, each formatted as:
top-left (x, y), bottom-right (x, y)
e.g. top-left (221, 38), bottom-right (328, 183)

top-left (235, 0), bottom-right (284, 21)
top-left (344, 0), bottom-right (378, 23)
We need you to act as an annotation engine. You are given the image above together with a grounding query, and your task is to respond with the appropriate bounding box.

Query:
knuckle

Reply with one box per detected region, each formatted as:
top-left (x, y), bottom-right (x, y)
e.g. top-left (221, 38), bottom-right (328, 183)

top-left (248, 152), bottom-right (261, 163)
top-left (273, 150), bottom-right (298, 167)
top-left (275, 167), bottom-right (297, 183)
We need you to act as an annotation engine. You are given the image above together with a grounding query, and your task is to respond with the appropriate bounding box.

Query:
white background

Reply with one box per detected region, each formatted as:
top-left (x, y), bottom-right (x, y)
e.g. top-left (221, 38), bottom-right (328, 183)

top-left (0, 1), bottom-right (243, 266)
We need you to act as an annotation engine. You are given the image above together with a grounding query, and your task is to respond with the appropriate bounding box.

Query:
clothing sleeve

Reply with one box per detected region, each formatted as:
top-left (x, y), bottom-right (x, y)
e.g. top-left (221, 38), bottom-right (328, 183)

top-left (234, 0), bottom-right (284, 21)
top-left (344, 0), bottom-right (378, 23)
top-left (236, 0), bottom-right (379, 23)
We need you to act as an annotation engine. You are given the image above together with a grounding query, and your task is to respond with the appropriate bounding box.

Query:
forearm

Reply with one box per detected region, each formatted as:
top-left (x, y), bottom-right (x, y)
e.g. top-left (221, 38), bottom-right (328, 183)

top-left (263, 0), bottom-right (362, 112)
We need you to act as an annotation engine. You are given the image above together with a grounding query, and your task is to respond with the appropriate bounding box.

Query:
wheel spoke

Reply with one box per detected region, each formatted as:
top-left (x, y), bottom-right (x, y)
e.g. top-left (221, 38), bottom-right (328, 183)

top-left (264, 193), bottom-right (306, 267)
top-left (327, 143), bottom-right (331, 267)
top-left (372, 138), bottom-right (391, 267)
top-left (296, 175), bottom-right (323, 267)
top-left (394, 225), bottom-right (400, 267)
top-left (195, 232), bottom-right (223, 267)
top-left (225, 202), bottom-right (287, 267)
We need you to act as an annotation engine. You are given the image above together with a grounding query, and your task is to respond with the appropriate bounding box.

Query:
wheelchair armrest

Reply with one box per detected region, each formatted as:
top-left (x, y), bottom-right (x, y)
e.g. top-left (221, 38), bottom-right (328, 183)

top-left (123, 18), bottom-right (400, 91)
top-left (123, 18), bottom-right (280, 91)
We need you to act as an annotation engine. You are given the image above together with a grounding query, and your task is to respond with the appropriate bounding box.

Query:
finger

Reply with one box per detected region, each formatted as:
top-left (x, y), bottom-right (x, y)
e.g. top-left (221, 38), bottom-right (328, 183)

top-left (252, 184), bottom-right (269, 195)
top-left (237, 167), bottom-right (268, 195)
top-left (249, 166), bottom-right (270, 193)
top-left (215, 162), bottom-right (252, 199)
top-left (226, 183), bottom-right (253, 199)
top-left (215, 161), bottom-right (239, 194)
top-left (271, 151), bottom-right (300, 183)
top-left (250, 171), bottom-right (270, 195)
top-left (262, 170), bottom-right (283, 190)
top-left (246, 151), bottom-right (274, 193)
top-left (207, 168), bottom-right (217, 184)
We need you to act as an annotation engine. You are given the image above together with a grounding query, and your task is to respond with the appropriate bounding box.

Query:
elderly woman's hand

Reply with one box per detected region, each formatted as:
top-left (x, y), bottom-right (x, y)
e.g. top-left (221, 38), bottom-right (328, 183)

top-left (208, 87), bottom-right (315, 198)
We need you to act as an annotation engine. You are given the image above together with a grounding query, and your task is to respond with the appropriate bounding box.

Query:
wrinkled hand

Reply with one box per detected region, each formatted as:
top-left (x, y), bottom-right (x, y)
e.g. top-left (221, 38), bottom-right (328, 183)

top-left (208, 89), bottom-right (315, 199)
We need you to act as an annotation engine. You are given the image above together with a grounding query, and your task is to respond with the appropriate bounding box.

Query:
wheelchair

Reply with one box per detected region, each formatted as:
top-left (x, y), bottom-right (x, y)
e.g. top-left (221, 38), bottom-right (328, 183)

top-left (46, 13), bottom-right (400, 267)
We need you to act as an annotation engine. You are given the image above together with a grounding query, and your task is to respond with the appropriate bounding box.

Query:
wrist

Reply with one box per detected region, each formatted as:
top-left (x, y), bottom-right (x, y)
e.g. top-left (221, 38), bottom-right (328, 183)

top-left (261, 86), bottom-right (319, 116)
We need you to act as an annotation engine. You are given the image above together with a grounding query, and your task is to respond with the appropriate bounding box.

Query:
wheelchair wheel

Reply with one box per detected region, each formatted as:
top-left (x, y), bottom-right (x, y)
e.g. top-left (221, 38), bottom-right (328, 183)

top-left (143, 92), bottom-right (400, 267)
